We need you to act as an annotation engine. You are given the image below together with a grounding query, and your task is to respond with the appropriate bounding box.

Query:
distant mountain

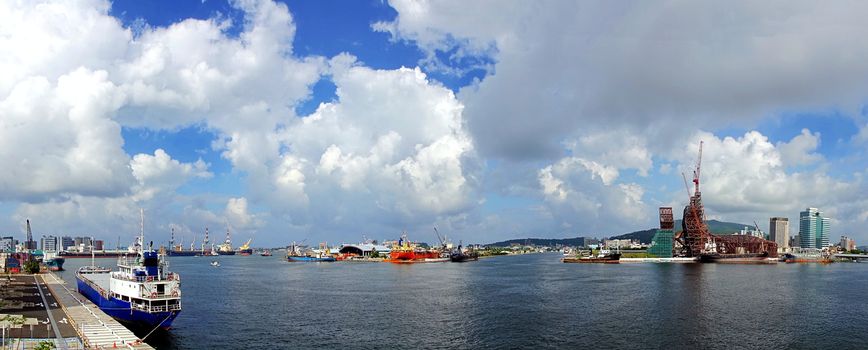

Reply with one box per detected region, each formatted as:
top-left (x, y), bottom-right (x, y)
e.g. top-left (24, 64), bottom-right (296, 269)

top-left (609, 228), bottom-right (658, 244)
top-left (610, 220), bottom-right (754, 243)
top-left (486, 220), bottom-right (753, 246)
top-left (485, 237), bottom-right (589, 247)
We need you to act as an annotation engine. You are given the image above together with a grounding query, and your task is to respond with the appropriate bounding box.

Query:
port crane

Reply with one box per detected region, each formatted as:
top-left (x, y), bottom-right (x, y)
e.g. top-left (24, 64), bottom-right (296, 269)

top-left (433, 227), bottom-right (450, 250)
top-left (753, 221), bottom-right (764, 238)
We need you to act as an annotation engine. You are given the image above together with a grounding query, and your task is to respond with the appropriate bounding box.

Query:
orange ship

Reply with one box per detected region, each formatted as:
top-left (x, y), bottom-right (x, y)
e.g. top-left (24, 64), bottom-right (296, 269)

top-left (387, 234), bottom-right (445, 263)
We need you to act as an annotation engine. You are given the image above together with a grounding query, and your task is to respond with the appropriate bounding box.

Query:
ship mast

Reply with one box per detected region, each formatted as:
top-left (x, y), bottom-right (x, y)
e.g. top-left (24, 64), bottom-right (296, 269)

top-left (140, 208), bottom-right (145, 255)
top-left (170, 225), bottom-right (175, 251)
top-left (202, 227), bottom-right (209, 254)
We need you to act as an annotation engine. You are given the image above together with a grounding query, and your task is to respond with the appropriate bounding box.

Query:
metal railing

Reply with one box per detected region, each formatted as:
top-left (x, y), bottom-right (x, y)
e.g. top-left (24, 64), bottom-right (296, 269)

top-left (110, 272), bottom-right (180, 283)
top-left (130, 302), bottom-right (182, 313)
top-left (140, 290), bottom-right (181, 299)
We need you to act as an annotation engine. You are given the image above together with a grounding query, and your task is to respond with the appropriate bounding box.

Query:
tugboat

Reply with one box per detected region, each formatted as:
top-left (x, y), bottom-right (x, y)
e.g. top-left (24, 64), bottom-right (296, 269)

top-left (286, 242), bottom-right (336, 262)
top-left (449, 245), bottom-right (479, 262)
top-left (562, 248), bottom-right (621, 263)
top-left (75, 210), bottom-right (181, 330)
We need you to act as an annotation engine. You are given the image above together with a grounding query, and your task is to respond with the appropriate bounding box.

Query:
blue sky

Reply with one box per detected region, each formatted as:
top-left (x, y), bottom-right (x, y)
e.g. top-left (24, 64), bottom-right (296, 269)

top-left (2, 0), bottom-right (867, 247)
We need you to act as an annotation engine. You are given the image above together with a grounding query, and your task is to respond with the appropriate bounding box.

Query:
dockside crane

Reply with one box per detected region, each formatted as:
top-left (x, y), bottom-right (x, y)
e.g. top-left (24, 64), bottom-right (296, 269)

top-left (433, 227), bottom-right (447, 250)
top-left (753, 221), bottom-right (764, 238)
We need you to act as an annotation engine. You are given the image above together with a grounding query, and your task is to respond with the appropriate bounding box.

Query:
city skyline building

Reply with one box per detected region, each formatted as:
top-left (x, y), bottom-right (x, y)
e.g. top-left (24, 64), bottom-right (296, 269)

top-left (770, 217), bottom-right (789, 252)
top-left (800, 208), bottom-right (831, 249)
top-left (40, 235), bottom-right (59, 252)
top-left (61, 236), bottom-right (75, 250)
top-left (840, 236), bottom-right (856, 251)
top-left (0, 236), bottom-right (16, 252)
top-left (73, 236), bottom-right (93, 250)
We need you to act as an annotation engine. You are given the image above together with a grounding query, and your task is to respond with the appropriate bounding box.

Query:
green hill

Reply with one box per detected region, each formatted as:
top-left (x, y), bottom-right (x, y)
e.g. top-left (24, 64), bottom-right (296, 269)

top-left (609, 220), bottom-right (752, 243)
top-left (486, 220), bottom-right (753, 246)
top-left (485, 237), bottom-right (589, 247)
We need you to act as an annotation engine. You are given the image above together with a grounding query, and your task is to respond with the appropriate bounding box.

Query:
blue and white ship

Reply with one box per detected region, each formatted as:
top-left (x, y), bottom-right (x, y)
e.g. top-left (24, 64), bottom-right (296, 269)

top-left (286, 242), bottom-right (336, 262)
top-left (75, 210), bottom-right (181, 330)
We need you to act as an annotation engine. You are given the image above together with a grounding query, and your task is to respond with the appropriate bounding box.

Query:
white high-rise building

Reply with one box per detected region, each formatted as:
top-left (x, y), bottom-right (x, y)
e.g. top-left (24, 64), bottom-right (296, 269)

top-left (770, 217), bottom-right (789, 252)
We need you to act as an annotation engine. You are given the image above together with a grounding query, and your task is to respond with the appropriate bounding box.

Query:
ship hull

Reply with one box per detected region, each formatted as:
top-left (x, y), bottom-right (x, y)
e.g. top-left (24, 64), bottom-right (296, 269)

top-left (167, 250), bottom-right (201, 257)
top-left (388, 250), bottom-right (441, 263)
top-left (563, 253), bottom-right (621, 263)
top-left (58, 252), bottom-right (124, 258)
top-left (287, 256), bottom-right (336, 262)
top-left (700, 253), bottom-right (773, 264)
top-left (238, 249), bottom-right (253, 256)
top-left (450, 253), bottom-right (479, 262)
top-left (782, 253), bottom-right (832, 263)
top-left (76, 275), bottom-right (179, 329)
top-left (216, 251), bottom-right (236, 255)
top-left (562, 258), bottom-right (620, 263)
top-left (46, 258), bottom-right (65, 271)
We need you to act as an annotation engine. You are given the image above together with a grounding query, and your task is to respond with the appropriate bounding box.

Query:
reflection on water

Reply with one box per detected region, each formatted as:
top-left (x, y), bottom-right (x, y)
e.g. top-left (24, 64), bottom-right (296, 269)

top-left (58, 254), bottom-right (868, 349)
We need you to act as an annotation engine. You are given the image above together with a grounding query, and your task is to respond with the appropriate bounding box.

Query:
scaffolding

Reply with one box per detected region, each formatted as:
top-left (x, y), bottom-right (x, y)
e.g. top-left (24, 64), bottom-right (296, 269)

top-left (648, 230), bottom-right (674, 258)
top-left (649, 207), bottom-right (675, 258)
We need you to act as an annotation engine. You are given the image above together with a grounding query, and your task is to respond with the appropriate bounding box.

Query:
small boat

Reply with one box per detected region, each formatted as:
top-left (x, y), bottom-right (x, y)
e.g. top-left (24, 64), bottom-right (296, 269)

top-left (260, 250), bottom-right (272, 257)
top-left (210, 261), bottom-right (220, 267)
top-left (563, 249), bottom-right (621, 263)
top-left (286, 242), bottom-right (336, 262)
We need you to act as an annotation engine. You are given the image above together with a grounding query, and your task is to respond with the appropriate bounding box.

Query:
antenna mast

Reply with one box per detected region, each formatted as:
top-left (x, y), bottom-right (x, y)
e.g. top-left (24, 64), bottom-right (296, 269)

top-left (693, 141), bottom-right (703, 195)
top-left (25, 219), bottom-right (33, 253)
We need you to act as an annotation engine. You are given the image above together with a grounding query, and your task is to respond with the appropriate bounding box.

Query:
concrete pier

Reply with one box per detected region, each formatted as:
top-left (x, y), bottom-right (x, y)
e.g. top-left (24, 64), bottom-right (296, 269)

top-left (41, 273), bottom-right (154, 350)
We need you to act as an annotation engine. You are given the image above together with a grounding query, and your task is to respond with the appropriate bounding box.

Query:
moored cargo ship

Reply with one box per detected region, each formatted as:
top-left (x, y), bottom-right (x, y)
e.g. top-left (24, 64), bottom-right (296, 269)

top-left (58, 251), bottom-right (125, 258)
top-left (782, 249), bottom-right (832, 263)
top-left (75, 211), bottom-right (181, 330)
top-left (238, 238), bottom-right (253, 256)
top-left (386, 234), bottom-right (444, 263)
top-left (217, 228), bottom-right (236, 255)
top-left (45, 257), bottom-right (65, 271)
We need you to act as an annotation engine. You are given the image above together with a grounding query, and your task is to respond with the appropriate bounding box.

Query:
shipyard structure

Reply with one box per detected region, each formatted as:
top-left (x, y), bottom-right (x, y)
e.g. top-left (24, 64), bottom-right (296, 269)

top-left (647, 141), bottom-right (778, 261)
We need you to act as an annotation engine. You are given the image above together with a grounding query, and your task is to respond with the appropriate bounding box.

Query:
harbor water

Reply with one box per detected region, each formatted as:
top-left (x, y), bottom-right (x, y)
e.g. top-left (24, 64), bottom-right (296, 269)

top-left (57, 253), bottom-right (868, 349)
